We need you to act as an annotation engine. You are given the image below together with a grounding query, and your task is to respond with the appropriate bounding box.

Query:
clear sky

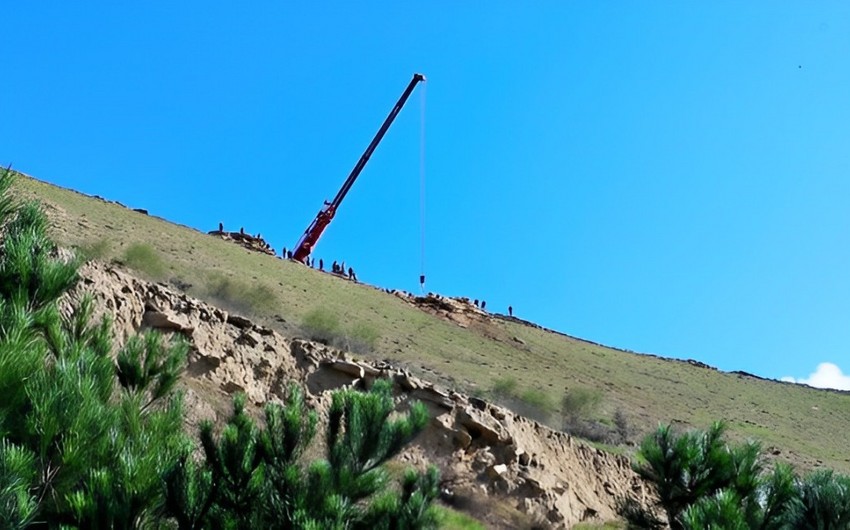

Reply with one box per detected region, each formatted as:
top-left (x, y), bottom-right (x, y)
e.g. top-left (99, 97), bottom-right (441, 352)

top-left (3, 3), bottom-right (850, 388)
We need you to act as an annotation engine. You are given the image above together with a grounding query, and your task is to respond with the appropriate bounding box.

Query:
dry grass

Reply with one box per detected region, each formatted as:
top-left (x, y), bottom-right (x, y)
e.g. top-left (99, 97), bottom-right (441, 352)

top-left (13, 172), bottom-right (850, 474)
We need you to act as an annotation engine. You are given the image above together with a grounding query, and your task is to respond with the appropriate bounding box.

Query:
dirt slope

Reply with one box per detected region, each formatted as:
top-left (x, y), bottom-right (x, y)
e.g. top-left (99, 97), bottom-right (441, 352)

top-left (65, 261), bottom-right (655, 528)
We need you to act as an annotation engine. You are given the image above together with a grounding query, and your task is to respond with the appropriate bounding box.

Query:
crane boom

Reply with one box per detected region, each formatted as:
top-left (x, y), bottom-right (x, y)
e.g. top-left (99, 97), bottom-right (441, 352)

top-left (292, 73), bottom-right (426, 262)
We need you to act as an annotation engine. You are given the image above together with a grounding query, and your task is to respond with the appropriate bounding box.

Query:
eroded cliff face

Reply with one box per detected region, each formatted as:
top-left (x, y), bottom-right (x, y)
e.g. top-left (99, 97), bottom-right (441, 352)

top-left (63, 261), bottom-right (656, 528)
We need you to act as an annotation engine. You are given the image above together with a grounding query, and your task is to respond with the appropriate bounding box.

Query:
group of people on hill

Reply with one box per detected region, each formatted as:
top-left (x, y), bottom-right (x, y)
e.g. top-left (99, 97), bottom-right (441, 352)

top-left (331, 260), bottom-right (357, 281)
top-left (217, 223), bottom-right (273, 251)
top-left (275, 247), bottom-right (358, 282)
top-left (472, 298), bottom-right (514, 317)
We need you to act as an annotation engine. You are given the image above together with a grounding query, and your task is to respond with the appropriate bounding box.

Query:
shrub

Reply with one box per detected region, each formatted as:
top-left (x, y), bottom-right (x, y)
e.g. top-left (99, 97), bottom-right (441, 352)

top-left (490, 376), bottom-right (518, 399)
top-left (76, 238), bottom-right (111, 261)
top-left (350, 321), bottom-right (381, 349)
top-left (612, 408), bottom-right (632, 443)
top-left (121, 242), bottom-right (166, 277)
top-left (301, 307), bottom-right (342, 345)
top-left (521, 388), bottom-right (555, 410)
top-left (299, 309), bottom-right (382, 354)
top-left (561, 387), bottom-right (603, 423)
top-left (487, 378), bottom-right (555, 424)
top-left (199, 272), bottom-right (277, 315)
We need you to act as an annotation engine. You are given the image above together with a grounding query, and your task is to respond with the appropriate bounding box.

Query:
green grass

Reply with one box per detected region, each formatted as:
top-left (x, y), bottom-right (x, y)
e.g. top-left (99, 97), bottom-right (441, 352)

top-left (13, 171), bottom-right (850, 474)
top-left (434, 507), bottom-right (486, 530)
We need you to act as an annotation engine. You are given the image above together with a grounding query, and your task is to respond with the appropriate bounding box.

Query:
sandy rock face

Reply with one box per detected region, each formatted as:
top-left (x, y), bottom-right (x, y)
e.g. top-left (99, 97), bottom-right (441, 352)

top-left (64, 262), bottom-right (656, 528)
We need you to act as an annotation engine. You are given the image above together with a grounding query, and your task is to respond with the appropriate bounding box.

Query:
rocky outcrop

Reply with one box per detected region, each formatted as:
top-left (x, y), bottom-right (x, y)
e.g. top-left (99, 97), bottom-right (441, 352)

top-left (64, 261), bottom-right (656, 528)
top-left (207, 230), bottom-right (275, 256)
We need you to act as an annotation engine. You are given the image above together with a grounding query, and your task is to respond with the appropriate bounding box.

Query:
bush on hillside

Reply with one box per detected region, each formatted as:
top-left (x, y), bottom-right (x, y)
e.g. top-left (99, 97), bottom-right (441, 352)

top-left (302, 306), bottom-right (343, 345)
top-left (199, 272), bottom-right (277, 315)
top-left (561, 387), bottom-right (603, 423)
top-left (300, 307), bottom-right (382, 354)
top-left (121, 241), bottom-right (166, 277)
top-left (490, 376), bottom-right (519, 399)
top-left (487, 376), bottom-right (556, 424)
top-left (75, 237), bottom-right (111, 261)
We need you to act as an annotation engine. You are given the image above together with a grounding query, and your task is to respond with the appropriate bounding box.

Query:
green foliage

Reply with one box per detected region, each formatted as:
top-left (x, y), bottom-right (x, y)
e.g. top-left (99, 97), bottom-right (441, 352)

top-left (75, 238), bottom-right (111, 261)
top-left (434, 506), bottom-right (486, 530)
top-left (0, 441), bottom-right (38, 530)
top-left (164, 380), bottom-right (439, 529)
top-left (634, 422), bottom-right (742, 528)
top-left (301, 307), bottom-right (382, 354)
top-left (561, 387), bottom-right (603, 422)
top-left (490, 376), bottom-right (518, 398)
top-left (0, 167), bottom-right (189, 527)
top-left (122, 242), bottom-right (166, 277)
top-left (348, 321), bottom-right (382, 352)
top-left (520, 388), bottom-right (556, 411)
top-left (302, 307), bottom-right (342, 344)
top-left (790, 469), bottom-right (850, 529)
top-left (633, 422), bottom-right (808, 530)
top-left (488, 376), bottom-right (556, 423)
top-left (199, 272), bottom-right (277, 315)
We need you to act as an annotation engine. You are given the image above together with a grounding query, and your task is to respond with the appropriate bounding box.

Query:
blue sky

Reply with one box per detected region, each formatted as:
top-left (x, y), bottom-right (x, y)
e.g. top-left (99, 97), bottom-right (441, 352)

top-left (3, 3), bottom-right (850, 386)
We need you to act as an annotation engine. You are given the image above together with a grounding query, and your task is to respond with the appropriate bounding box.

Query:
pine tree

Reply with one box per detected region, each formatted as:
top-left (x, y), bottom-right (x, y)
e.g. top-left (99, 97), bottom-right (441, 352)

top-left (164, 380), bottom-right (440, 529)
top-left (789, 469), bottom-right (850, 529)
top-left (633, 422), bottom-right (769, 529)
top-left (0, 168), bottom-right (189, 527)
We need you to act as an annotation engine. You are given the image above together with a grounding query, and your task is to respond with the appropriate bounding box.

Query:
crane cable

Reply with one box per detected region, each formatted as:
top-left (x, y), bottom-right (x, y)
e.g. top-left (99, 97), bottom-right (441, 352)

top-left (419, 80), bottom-right (427, 292)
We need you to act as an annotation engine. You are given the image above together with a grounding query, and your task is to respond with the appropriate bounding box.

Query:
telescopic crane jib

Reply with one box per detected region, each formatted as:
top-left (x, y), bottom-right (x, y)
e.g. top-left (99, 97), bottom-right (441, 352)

top-left (292, 73), bottom-right (426, 263)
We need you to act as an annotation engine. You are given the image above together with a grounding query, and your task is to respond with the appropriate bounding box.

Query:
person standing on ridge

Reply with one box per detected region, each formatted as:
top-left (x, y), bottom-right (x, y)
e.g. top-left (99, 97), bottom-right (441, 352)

top-left (508, 305), bottom-right (513, 317)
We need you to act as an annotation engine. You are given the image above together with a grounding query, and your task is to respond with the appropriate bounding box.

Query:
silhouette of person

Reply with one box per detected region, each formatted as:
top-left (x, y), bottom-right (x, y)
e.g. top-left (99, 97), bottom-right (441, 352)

top-left (319, 259), bottom-right (324, 271)
top-left (240, 227), bottom-right (244, 235)
top-left (481, 300), bottom-right (486, 310)
top-left (474, 299), bottom-right (479, 307)
top-left (287, 250), bottom-right (292, 259)
top-left (332, 261), bottom-right (338, 273)
top-left (282, 247), bottom-right (287, 258)
top-left (218, 222), bottom-right (223, 232)
top-left (508, 305), bottom-right (513, 316)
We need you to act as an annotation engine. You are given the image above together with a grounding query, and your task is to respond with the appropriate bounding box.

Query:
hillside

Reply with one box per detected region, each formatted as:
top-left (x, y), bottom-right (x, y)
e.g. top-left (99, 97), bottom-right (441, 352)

top-left (14, 171), bottom-right (850, 478)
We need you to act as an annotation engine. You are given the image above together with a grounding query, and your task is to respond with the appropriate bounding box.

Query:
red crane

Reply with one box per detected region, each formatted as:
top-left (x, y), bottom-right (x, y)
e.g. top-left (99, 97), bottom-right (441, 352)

top-left (292, 73), bottom-right (426, 263)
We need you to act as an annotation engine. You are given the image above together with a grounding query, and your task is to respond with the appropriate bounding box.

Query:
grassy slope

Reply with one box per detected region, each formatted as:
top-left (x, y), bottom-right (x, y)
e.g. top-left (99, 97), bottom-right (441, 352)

top-left (15, 173), bottom-right (850, 473)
